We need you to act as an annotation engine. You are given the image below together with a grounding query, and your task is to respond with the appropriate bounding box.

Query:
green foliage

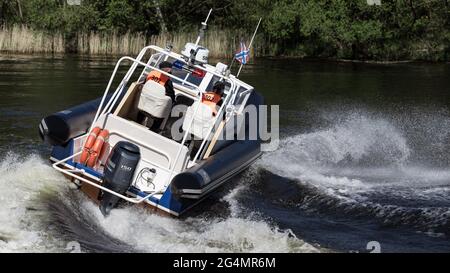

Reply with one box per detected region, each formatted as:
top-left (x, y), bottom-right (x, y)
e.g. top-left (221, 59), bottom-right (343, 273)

top-left (253, 0), bottom-right (449, 60)
top-left (0, 0), bottom-right (22, 25)
top-left (104, 0), bottom-right (135, 32)
top-left (0, 0), bottom-right (448, 60)
top-left (23, 0), bottom-right (61, 32)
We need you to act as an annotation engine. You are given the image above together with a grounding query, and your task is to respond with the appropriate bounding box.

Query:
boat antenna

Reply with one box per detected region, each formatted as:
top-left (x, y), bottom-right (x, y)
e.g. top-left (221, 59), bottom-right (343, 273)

top-left (188, 9), bottom-right (212, 65)
top-left (194, 8), bottom-right (213, 47)
top-left (236, 18), bottom-right (262, 78)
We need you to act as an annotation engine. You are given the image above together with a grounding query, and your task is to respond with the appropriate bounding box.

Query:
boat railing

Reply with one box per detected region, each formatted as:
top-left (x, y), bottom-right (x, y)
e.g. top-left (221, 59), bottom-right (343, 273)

top-left (190, 86), bottom-right (237, 162)
top-left (93, 55), bottom-right (237, 169)
top-left (53, 152), bottom-right (163, 204)
top-left (53, 45), bottom-right (238, 203)
top-left (94, 46), bottom-right (238, 127)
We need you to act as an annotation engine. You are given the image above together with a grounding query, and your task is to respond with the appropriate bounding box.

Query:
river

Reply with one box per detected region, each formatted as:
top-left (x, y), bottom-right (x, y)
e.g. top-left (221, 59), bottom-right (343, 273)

top-left (0, 54), bottom-right (449, 253)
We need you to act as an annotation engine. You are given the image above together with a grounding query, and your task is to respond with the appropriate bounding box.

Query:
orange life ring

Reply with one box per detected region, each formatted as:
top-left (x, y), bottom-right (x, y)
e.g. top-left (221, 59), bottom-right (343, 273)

top-left (80, 127), bottom-right (101, 165)
top-left (86, 129), bottom-right (109, 168)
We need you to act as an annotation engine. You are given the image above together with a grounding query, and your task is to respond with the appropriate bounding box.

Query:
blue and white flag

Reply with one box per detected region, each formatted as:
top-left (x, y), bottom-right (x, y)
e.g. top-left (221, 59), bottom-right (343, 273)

top-left (235, 42), bottom-right (250, 65)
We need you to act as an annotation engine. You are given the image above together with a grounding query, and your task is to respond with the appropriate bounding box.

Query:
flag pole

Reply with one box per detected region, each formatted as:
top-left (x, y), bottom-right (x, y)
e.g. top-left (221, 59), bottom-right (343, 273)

top-left (229, 53), bottom-right (236, 73)
top-left (206, 19), bottom-right (262, 159)
top-left (226, 36), bottom-right (241, 77)
top-left (236, 18), bottom-right (262, 78)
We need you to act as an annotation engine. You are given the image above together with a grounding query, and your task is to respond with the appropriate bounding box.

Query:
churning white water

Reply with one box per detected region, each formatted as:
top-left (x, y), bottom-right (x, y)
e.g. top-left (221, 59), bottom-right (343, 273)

top-left (0, 154), bottom-right (66, 252)
top-left (258, 113), bottom-right (450, 238)
top-left (0, 154), bottom-right (320, 253)
top-left (78, 197), bottom-right (318, 252)
top-left (1, 111), bottom-right (449, 252)
top-left (2, 55), bottom-right (450, 252)
top-left (260, 113), bottom-right (450, 188)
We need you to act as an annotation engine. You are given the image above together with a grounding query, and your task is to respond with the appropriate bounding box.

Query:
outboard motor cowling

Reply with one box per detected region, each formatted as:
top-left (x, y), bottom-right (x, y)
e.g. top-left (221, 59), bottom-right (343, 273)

top-left (100, 141), bottom-right (140, 216)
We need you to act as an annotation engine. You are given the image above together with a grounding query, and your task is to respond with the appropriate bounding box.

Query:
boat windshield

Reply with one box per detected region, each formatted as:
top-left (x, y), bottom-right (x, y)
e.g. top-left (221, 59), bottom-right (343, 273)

top-left (145, 56), bottom-right (204, 92)
top-left (206, 75), bottom-right (232, 94)
top-left (171, 64), bottom-right (203, 88)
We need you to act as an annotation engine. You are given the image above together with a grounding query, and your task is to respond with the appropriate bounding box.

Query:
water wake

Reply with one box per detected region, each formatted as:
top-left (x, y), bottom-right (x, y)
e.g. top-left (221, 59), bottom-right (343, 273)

top-left (1, 112), bottom-right (449, 252)
top-left (0, 153), bottom-right (65, 252)
top-left (258, 113), bottom-right (450, 237)
top-left (46, 183), bottom-right (319, 253)
top-left (0, 153), bottom-right (319, 253)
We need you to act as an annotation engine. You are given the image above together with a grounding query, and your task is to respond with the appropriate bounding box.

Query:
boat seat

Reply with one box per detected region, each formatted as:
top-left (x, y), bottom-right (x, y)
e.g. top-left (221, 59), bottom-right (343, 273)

top-left (182, 101), bottom-right (216, 140)
top-left (138, 81), bottom-right (172, 119)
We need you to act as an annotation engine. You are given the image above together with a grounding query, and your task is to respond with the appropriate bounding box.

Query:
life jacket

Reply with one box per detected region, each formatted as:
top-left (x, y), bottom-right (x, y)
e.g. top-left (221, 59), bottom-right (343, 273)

top-left (146, 70), bottom-right (169, 86)
top-left (202, 92), bottom-right (222, 116)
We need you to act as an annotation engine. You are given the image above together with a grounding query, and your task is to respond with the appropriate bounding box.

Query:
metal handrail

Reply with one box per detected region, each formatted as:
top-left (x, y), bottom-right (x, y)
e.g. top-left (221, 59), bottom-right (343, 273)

top-left (90, 56), bottom-right (208, 187)
top-left (58, 45), bottom-right (241, 202)
top-left (191, 90), bottom-right (232, 162)
top-left (89, 46), bottom-right (154, 132)
top-left (137, 52), bottom-right (165, 82)
top-left (91, 45), bottom-right (242, 130)
top-left (92, 52), bottom-right (238, 165)
top-left (191, 84), bottom-right (242, 162)
top-left (163, 80), bottom-right (237, 186)
top-left (53, 152), bottom-right (162, 204)
top-left (97, 57), bottom-right (204, 121)
top-left (147, 45), bottom-right (237, 81)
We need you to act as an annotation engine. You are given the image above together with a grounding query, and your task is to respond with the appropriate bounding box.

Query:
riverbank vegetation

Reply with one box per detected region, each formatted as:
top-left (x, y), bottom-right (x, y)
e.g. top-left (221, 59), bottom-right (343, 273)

top-left (0, 0), bottom-right (449, 61)
top-left (0, 25), bottom-right (241, 57)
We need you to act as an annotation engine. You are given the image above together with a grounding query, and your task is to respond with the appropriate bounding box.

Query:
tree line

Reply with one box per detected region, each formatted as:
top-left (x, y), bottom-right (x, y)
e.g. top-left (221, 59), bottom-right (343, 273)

top-left (0, 0), bottom-right (449, 61)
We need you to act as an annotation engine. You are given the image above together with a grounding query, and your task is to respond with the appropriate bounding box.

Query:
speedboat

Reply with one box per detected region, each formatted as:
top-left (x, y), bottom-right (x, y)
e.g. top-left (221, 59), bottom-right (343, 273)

top-left (38, 15), bottom-right (264, 217)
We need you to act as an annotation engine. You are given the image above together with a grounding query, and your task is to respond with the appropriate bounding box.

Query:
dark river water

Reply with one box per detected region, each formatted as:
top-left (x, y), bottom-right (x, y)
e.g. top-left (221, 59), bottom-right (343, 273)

top-left (0, 54), bottom-right (449, 253)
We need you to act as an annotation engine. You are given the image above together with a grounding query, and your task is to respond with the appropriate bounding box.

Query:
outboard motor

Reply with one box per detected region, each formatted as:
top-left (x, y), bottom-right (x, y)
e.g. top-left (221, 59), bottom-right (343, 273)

top-left (100, 141), bottom-right (140, 216)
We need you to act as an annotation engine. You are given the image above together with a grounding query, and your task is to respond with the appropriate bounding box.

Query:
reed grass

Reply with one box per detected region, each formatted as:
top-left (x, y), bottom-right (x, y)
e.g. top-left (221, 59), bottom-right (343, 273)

top-left (0, 25), bottom-right (262, 58)
top-left (0, 25), bottom-right (64, 54)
